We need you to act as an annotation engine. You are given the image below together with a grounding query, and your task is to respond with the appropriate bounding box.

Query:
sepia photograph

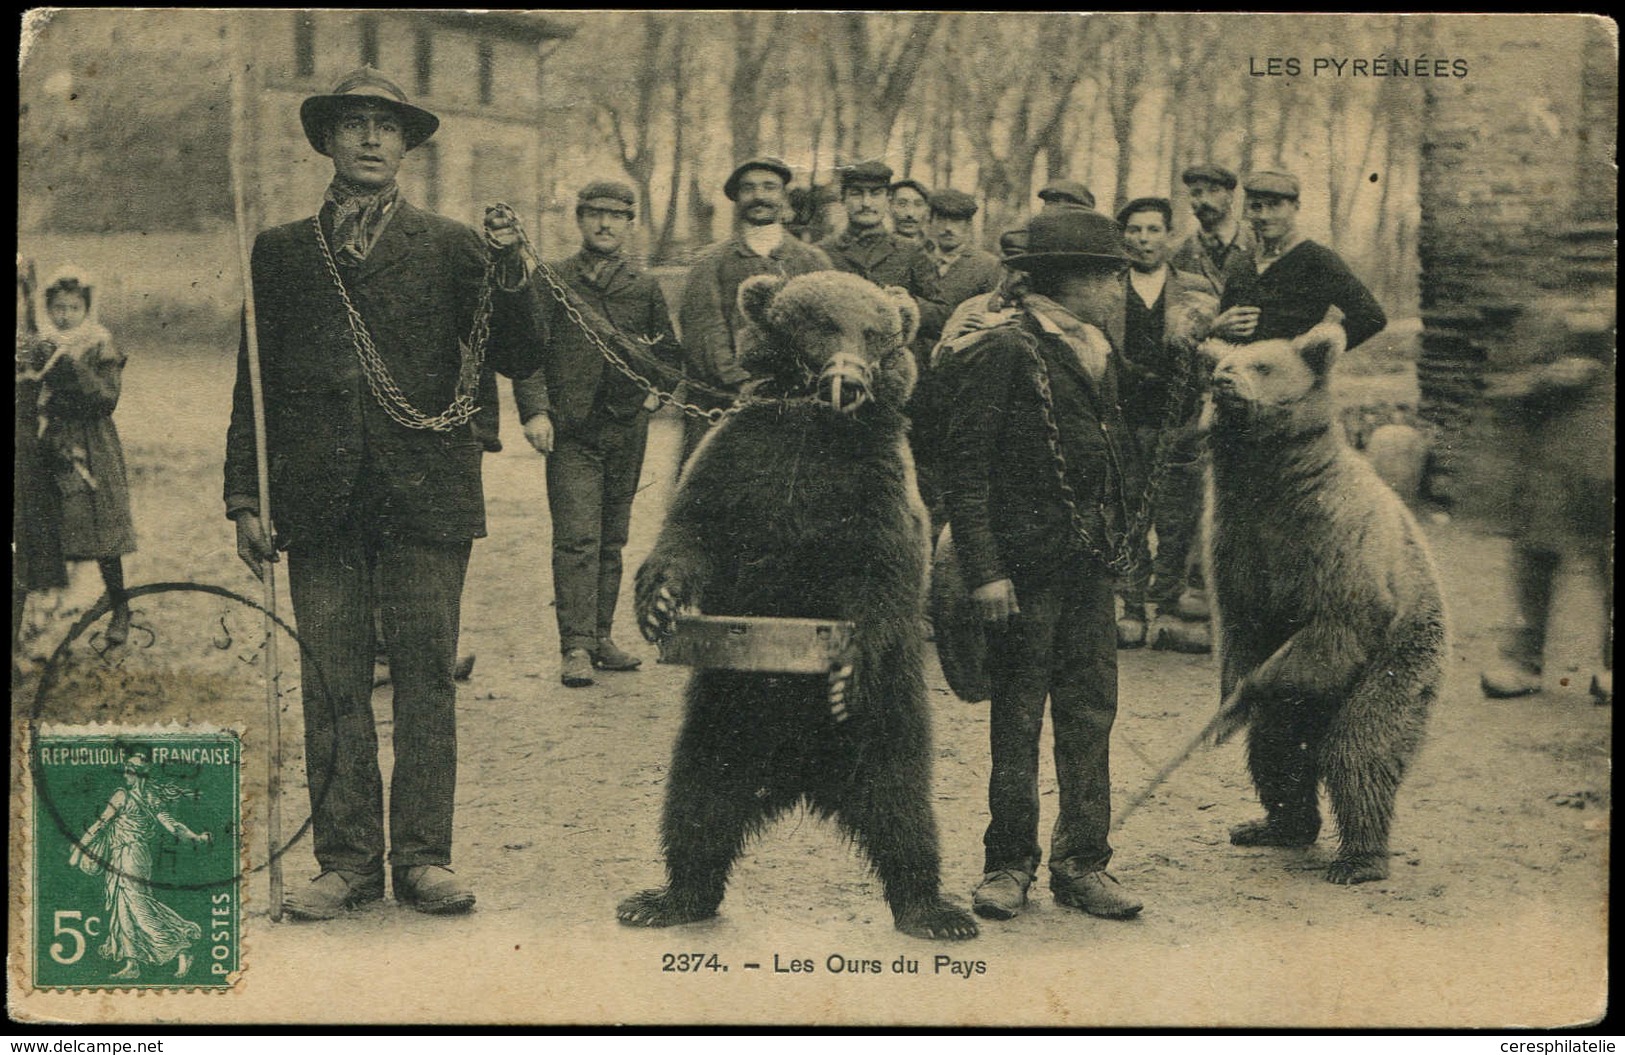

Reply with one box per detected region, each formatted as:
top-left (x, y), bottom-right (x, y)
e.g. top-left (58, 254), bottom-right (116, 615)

top-left (10, 9), bottom-right (1615, 1029)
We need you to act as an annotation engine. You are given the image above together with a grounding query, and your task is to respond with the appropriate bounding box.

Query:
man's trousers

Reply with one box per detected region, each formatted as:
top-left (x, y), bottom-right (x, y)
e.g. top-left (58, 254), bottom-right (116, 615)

top-left (287, 531), bottom-right (472, 874)
top-left (983, 561), bottom-right (1119, 880)
top-left (546, 413), bottom-right (649, 654)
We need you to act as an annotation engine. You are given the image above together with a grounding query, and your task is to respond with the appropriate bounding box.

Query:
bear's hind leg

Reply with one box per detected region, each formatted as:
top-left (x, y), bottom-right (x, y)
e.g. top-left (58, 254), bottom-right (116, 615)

top-left (822, 753), bottom-right (978, 941)
top-left (1231, 701), bottom-right (1323, 848)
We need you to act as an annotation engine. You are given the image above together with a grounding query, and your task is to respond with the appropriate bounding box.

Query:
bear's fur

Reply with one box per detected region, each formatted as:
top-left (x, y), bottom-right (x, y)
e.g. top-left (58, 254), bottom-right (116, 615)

top-left (618, 270), bottom-right (977, 940)
top-left (1202, 323), bottom-right (1448, 885)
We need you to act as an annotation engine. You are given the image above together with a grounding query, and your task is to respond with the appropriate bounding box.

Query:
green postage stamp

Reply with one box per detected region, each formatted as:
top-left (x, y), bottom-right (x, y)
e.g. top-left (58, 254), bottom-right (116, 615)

top-left (28, 728), bottom-right (242, 990)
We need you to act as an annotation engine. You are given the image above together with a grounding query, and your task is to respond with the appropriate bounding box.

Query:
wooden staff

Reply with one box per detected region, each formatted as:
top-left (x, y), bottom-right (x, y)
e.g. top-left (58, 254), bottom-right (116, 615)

top-left (226, 26), bottom-right (284, 921)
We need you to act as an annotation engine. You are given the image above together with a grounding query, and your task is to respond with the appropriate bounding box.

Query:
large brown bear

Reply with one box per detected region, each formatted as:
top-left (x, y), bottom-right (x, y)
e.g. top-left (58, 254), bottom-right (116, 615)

top-left (618, 271), bottom-right (978, 940)
top-left (1202, 324), bottom-right (1448, 884)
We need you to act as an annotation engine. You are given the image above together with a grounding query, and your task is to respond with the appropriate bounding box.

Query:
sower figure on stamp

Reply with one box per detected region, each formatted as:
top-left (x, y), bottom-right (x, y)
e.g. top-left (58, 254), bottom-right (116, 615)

top-left (223, 68), bottom-right (544, 920)
top-left (940, 206), bottom-right (1144, 923)
top-left (513, 181), bottom-right (684, 689)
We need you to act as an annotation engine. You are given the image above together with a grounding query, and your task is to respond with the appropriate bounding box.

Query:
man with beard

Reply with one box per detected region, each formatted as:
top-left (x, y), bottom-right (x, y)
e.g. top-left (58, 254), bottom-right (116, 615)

top-left (1213, 171), bottom-right (1386, 349)
top-left (514, 181), bottom-right (683, 688)
top-left (1170, 164), bottom-right (1253, 294)
top-left (224, 68), bottom-right (544, 920)
top-left (819, 161), bottom-right (949, 346)
top-left (1112, 197), bottom-right (1218, 651)
top-left (678, 157), bottom-right (831, 462)
top-left (889, 178), bottom-right (932, 246)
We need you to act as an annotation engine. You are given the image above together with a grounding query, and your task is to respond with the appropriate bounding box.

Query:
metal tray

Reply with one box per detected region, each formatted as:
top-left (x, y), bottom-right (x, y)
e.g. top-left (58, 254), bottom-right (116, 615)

top-left (657, 614), bottom-right (856, 673)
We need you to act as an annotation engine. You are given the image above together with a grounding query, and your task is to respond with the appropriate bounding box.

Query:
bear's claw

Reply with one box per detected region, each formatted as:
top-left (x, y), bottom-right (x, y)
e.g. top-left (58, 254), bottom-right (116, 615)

top-left (895, 900), bottom-right (980, 941)
top-left (1229, 817), bottom-right (1320, 847)
top-left (1325, 855), bottom-right (1389, 885)
top-left (616, 888), bottom-right (718, 928)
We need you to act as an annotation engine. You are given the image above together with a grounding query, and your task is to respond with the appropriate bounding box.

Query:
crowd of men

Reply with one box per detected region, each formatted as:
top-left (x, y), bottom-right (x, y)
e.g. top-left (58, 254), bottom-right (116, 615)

top-left (224, 68), bottom-right (1389, 924)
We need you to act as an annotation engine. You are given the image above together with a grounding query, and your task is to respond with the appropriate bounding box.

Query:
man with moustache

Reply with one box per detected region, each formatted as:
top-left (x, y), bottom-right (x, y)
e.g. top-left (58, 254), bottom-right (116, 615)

top-left (224, 68), bottom-right (544, 920)
top-left (1213, 171), bottom-right (1386, 349)
top-left (889, 178), bottom-right (932, 246)
top-left (1170, 164), bottom-right (1253, 294)
top-left (514, 181), bottom-right (683, 688)
top-left (819, 161), bottom-right (949, 345)
top-left (678, 157), bottom-right (831, 462)
top-left (1112, 197), bottom-right (1218, 651)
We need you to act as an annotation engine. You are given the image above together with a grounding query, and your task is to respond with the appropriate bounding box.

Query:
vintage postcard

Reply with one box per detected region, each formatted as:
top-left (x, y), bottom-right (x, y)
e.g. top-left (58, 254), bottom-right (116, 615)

top-left (11, 10), bottom-right (1613, 1028)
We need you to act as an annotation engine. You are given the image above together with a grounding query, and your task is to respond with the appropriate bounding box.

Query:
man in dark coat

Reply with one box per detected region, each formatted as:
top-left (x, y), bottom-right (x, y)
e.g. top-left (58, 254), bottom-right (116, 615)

top-left (819, 161), bottom-right (949, 344)
top-left (223, 68), bottom-right (544, 921)
top-left (1213, 171), bottom-right (1387, 349)
top-left (1169, 164), bottom-right (1254, 295)
top-left (678, 158), bottom-right (830, 462)
top-left (514, 181), bottom-right (683, 688)
top-left (1112, 197), bottom-right (1219, 650)
top-left (941, 205), bottom-right (1144, 924)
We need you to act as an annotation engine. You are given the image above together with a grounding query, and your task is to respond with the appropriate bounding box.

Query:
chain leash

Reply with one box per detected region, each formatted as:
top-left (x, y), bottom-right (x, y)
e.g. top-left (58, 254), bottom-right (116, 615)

top-left (1020, 328), bottom-right (1199, 578)
top-left (313, 216), bottom-right (489, 432)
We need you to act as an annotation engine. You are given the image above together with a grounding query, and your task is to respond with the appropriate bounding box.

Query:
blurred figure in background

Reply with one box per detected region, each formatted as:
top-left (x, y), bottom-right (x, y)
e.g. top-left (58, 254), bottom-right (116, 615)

top-left (1479, 307), bottom-right (1614, 704)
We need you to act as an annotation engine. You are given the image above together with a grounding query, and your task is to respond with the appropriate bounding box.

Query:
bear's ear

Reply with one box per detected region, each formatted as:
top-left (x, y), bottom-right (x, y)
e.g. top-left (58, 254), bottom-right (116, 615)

top-left (1293, 322), bottom-right (1347, 378)
top-left (881, 285), bottom-right (920, 347)
top-left (737, 275), bottom-right (786, 335)
top-left (1196, 337), bottom-right (1232, 375)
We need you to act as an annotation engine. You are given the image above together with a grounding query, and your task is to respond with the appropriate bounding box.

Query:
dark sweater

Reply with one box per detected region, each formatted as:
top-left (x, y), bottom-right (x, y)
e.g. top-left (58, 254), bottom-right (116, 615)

top-left (1219, 239), bottom-right (1387, 349)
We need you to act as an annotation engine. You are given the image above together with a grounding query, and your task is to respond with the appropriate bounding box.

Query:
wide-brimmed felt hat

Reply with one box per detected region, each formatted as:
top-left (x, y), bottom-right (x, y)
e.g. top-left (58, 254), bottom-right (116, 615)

top-left (1181, 163), bottom-right (1238, 190)
top-left (1243, 170), bottom-right (1301, 201)
top-left (300, 66), bottom-right (439, 155)
top-left (1037, 180), bottom-right (1097, 210)
top-left (724, 157), bottom-right (793, 201)
top-left (1004, 205), bottom-right (1127, 273)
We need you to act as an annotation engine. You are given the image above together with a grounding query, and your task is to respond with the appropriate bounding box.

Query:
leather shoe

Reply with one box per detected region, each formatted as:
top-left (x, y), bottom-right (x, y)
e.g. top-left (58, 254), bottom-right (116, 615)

top-left (972, 868), bottom-right (1032, 920)
top-left (1116, 616), bottom-right (1147, 649)
top-left (1174, 589), bottom-right (1211, 622)
top-left (394, 865), bottom-right (476, 914)
top-left (1052, 870), bottom-right (1143, 919)
top-left (1481, 663), bottom-right (1542, 699)
top-left (592, 638), bottom-right (642, 672)
top-left (561, 648), bottom-right (595, 687)
top-left (285, 868), bottom-right (384, 921)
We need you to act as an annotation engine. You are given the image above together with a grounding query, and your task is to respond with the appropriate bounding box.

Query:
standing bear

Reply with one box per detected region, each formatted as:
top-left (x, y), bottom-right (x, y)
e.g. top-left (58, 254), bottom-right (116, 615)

top-left (619, 271), bottom-right (978, 940)
top-left (1202, 324), bottom-right (1448, 884)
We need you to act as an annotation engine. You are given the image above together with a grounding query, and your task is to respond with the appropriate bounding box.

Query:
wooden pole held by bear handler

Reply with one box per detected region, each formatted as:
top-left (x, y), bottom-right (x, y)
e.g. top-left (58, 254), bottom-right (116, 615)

top-left (227, 27), bottom-right (284, 921)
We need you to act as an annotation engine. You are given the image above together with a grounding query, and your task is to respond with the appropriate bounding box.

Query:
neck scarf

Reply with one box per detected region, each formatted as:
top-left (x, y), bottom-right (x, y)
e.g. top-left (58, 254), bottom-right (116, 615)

top-left (324, 178), bottom-right (400, 264)
top-left (1022, 294), bottom-right (1113, 384)
top-left (742, 223), bottom-right (786, 258)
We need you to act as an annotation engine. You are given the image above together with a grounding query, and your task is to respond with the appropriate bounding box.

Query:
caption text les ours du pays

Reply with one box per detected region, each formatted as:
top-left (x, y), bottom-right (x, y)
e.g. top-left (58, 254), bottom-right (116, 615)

top-left (1250, 55), bottom-right (1470, 78)
top-left (661, 952), bottom-right (987, 979)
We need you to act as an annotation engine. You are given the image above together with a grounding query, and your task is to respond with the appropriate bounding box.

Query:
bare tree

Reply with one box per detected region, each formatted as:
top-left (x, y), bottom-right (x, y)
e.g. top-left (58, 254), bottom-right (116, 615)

top-left (823, 12), bottom-right (943, 161)
top-left (728, 12), bottom-right (790, 160)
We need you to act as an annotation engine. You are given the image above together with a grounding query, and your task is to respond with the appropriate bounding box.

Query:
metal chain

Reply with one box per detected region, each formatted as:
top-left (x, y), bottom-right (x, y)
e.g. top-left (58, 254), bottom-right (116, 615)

top-left (1020, 329), bottom-right (1198, 577)
top-left (313, 216), bottom-right (489, 432)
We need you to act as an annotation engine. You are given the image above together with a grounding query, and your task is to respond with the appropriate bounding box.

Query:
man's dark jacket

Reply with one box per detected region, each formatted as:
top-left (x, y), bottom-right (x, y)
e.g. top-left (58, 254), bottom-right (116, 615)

top-left (942, 312), bottom-right (1135, 588)
top-left (818, 228), bottom-right (950, 341)
top-left (224, 199), bottom-right (545, 546)
top-left (513, 250), bottom-right (682, 435)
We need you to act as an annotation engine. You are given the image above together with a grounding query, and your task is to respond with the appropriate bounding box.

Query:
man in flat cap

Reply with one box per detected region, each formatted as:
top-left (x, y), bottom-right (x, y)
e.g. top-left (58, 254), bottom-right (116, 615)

top-left (889, 178), bottom-right (932, 246)
top-left (514, 181), bottom-right (683, 688)
top-left (224, 67), bottom-right (545, 920)
top-left (1112, 197), bottom-right (1219, 651)
top-left (1213, 170), bottom-right (1387, 349)
top-left (1038, 180), bottom-right (1098, 211)
top-left (940, 205), bottom-right (1145, 925)
top-left (819, 161), bottom-right (949, 343)
top-left (677, 157), bottom-right (831, 462)
top-left (1170, 163), bottom-right (1254, 295)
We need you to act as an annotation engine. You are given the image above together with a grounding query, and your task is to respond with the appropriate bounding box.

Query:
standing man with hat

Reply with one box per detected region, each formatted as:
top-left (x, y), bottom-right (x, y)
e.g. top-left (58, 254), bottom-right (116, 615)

top-left (1214, 170), bottom-right (1387, 348)
top-left (224, 67), bottom-right (545, 920)
top-left (889, 177), bottom-right (933, 246)
top-left (1170, 163), bottom-right (1254, 294)
top-left (677, 157), bottom-right (830, 463)
top-left (819, 161), bottom-right (949, 343)
top-left (940, 205), bottom-right (1145, 924)
top-left (514, 181), bottom-right (683, 688)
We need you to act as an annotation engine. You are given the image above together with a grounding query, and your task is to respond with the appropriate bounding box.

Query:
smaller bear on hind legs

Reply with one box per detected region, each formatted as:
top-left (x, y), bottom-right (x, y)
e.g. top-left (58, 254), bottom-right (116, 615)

top-left (1202, 324), bottom-right (1448, 885)
top-left (618, 271), bottom-right (977, 940)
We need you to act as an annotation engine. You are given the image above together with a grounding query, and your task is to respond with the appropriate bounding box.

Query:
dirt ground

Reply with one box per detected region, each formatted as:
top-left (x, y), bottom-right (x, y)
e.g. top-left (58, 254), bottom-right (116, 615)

top-left (13, 342), bottom-right (1611, 1028)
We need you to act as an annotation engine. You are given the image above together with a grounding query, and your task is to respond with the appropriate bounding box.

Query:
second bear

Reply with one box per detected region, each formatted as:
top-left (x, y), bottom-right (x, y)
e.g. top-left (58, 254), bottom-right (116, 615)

top-left (1203, 323), bottom-right (1448, 884)
top-left (619, 271), bottom-right (978, 940)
